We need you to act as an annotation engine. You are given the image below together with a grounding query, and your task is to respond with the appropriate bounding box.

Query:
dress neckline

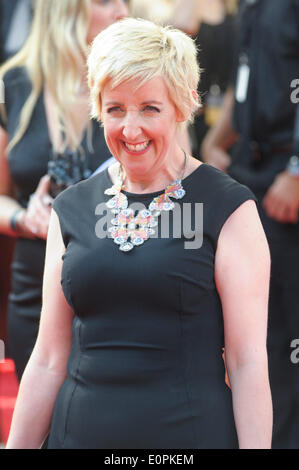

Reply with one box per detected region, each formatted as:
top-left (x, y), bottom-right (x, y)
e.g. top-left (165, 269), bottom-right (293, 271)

top-left (104, 163), bottom-right (208, 199)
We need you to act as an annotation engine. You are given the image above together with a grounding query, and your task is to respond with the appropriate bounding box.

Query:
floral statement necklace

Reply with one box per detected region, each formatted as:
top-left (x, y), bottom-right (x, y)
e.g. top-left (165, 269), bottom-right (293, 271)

top-left (104, 151), bottom-right (188, 252)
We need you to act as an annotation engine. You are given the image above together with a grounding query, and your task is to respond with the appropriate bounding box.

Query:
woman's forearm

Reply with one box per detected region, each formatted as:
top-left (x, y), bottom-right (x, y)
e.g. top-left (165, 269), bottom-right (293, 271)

top-left (228, 356), bottom-right (273, 449)
top-left (6, 354), bottom-right (66, 449)
top-left (0, 194), bottom-right (25, 237)
top-left (201, 87), bottom-right (238, 151)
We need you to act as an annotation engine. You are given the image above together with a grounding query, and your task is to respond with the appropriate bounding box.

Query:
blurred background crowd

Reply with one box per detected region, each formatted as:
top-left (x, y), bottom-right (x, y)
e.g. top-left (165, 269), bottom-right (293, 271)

top-left (0, 0), bottom-right (298, 449)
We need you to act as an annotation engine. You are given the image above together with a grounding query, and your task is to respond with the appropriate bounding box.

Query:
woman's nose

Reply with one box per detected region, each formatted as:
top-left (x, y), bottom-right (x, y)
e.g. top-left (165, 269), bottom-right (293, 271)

top-left (122, 114), bottom-right (142, 141)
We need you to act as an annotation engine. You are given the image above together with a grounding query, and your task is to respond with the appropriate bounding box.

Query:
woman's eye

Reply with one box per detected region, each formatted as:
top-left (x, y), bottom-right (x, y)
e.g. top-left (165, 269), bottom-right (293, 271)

top-left (107, 107), bottom-right (123, 114)
top-left (96, 0), bottom-right (111, 5)
top-left (144, 106), bottom-right (160, 113)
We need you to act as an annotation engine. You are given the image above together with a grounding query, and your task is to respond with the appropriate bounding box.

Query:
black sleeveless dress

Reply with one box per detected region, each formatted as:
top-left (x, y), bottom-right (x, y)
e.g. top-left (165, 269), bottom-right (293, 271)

top-left (0, 67), bottom-right (112, 380)
top-left (48, 164), bottom-right (257, 449)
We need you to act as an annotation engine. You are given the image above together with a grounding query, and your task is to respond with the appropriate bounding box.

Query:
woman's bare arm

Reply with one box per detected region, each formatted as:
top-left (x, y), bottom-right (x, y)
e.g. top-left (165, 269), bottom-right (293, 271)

top-left (200, 87), bottom-right (239, 171)
top-left (0, 126), bottom-right (24, 236)
top-left (0, 126), bottom-right (52, 238)
top-left (215, 200), bottom-right (272, 449)
top-left (6, 209), bottom-right (74, 449)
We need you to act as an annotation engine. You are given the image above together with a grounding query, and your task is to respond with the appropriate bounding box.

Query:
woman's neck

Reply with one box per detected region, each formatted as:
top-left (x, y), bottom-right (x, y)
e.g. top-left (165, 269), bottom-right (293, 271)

top-left (108, 154), bottom-right (202, 195)
top-left (122, 162), bottom-right (186, 194)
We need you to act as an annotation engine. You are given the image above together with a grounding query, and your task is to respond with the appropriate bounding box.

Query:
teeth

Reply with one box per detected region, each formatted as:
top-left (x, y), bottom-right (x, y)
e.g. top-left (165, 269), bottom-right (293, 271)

top-left (124, 141), bottom-right (150, 152)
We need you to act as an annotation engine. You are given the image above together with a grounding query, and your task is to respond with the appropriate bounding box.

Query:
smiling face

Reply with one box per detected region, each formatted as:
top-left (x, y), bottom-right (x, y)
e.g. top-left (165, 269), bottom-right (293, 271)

top-left (87, 0), bottom-right (128, 44)
top-left (101, 76), bottom-right (185, 181)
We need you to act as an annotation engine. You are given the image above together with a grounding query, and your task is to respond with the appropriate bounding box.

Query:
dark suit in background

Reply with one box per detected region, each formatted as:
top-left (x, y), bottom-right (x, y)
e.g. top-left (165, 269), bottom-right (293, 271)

top-left (228, 0), bottom-right (299, 449)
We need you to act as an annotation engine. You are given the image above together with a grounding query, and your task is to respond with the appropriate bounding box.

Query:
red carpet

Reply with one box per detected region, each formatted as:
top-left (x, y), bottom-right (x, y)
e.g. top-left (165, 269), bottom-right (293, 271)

top-left (0, 360), bottom-right (19, 445)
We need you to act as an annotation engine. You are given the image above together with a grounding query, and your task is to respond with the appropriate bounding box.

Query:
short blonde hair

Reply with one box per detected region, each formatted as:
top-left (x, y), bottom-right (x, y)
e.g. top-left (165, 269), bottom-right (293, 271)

top-left (88, 18), bottom-right (200, 125)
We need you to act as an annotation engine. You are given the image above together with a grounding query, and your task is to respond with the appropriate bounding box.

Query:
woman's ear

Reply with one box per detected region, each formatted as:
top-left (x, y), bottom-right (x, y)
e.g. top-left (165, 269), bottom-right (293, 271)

top-left (175, 108), bottom-right (187, 123)
top-left (176, 90), bottom-right (200, 123)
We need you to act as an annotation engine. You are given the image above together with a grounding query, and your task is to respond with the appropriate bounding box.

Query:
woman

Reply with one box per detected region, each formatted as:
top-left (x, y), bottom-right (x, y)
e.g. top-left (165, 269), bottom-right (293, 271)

top-left (7, 18), bottom-right (272, 449)
top-left (0, 0), bottom-right (128, 381)
top-left (192, 0), bottom-right (238, 153)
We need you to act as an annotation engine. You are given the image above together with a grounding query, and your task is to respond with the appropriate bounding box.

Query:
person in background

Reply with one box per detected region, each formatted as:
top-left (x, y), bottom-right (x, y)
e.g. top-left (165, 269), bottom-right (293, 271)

top-left (0, 0), bottom-right (34, 353)
top-left (130, 0), bottom-right (199, 156)
top-left (192, 0), bottom-right (238, 155)
top-left (7, 17), bottom-right (272, 450)
top-left (0, 0), bottom-right (33, 65)
top-left (201, 0), bottom-right (299, 449)
top-left (0, 0), bottom-right (128, 382)
top-left (130, 0), bottom-right (238, 158)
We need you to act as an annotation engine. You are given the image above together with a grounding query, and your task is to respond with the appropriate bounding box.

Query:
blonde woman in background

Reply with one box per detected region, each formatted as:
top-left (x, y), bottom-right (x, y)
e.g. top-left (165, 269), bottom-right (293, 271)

top-left (0, 0), bottom-right (128, 382)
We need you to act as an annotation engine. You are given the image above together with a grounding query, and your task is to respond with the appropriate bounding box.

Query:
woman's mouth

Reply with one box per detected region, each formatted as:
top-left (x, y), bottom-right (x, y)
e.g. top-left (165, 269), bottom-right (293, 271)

top-left (122, 140), bottom-right (151, 154)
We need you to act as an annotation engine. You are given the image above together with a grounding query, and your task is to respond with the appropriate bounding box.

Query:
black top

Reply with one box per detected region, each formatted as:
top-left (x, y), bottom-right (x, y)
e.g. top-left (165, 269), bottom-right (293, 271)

top-left (48, 164), bottom-right (257, 449)
top-left (195, 15), bottom-right (236, 101)
top-left (0, 66), bottom-right (112, 381)
top-left (233, 0), bottom-right (299, 147)
top-left (0, 66), bottom-right (112, 208)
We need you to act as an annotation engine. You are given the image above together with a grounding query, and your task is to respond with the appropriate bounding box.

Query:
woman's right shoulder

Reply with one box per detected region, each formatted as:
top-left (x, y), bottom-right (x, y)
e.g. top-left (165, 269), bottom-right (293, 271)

top-left (1, 66), bottom-right (29, 87)
top-left (53, 170), bottom-right (109, 211)
top-left (0, 66), bottom-right (31, 129)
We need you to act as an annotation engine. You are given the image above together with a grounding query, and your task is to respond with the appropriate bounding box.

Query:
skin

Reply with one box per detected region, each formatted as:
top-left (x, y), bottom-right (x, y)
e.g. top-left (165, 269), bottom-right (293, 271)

top-left (200, 87), bottom-right (237, 172)
top-left (0, 0), bottom-right (128, 240)
top-left (101, 76), bottom-right (199, 193)
top-left (6, 209), bottom-right (74, 448)
top-left (215, 199), bottom-right (272, 448)
top-left (87, 0), bottom-right (128, 45)
top-left (168, 0), bottom-right (227, 38)
top-left (262, 171), bottom-right (299, 224)
top-left (7, 77), bottom-right (272, 449)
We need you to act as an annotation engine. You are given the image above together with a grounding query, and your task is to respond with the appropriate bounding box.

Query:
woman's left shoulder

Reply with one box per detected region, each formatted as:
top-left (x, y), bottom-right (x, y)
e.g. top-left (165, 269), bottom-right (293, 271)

top-left (189, 160), bottom-right (256, 204)
top-left (193, 163), bottom-right (258, 249)
top-left (201, 163), bottom-right (257, 202)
